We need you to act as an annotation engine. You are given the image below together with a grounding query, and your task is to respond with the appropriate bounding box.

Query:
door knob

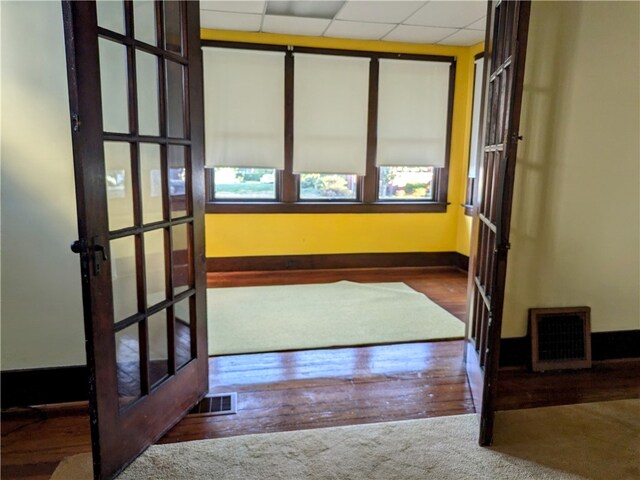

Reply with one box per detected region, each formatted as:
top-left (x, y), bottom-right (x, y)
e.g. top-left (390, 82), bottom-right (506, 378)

top-left (70, 239), bottom-right (86, 254)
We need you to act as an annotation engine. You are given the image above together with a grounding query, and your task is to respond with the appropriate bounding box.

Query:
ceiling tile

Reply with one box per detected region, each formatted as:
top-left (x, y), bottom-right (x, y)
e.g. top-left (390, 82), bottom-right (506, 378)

top-left (200, 1), bottom-right (265, 15)
top-left (383, 24), bottom-right (457, 44)
top-left (324, 20), bottom-right (395, 40)
top-left (406, 1), bottom-right (487, 29)
top-left (262, 15), bottom-right (331, 36)
top-left (466, 17), bottom-right (487, 31)
top-left (266, 1), bottom-right (345, 19)
top-left (438, 28), bottom-right (485, 46)
top-left (336, 1), bottom-right (425, 24)
top-left (200, 10), bottom-right (262, 31)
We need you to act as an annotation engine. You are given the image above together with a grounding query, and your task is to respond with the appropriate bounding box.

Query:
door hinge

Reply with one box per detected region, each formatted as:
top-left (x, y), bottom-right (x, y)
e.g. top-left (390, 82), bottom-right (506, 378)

top-left (71, 113), bottom-right (81, 132)
top-left (495, 242), bottom-right (511, 253)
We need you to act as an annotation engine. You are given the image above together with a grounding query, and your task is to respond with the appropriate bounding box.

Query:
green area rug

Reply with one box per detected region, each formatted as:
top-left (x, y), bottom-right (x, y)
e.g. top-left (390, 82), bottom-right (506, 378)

top-left (207, 281), bottom-right (464, 355)
top-left (52, 399), bottom-right (640, 479)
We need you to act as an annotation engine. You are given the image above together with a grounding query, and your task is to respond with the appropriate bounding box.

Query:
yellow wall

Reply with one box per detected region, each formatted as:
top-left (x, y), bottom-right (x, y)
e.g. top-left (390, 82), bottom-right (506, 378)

top-left (502, 1), bottom-right (640, 336)
top-left (202, 29), bottom-right (479, 258)
top-left (207, 214), bottom-right (456, 256)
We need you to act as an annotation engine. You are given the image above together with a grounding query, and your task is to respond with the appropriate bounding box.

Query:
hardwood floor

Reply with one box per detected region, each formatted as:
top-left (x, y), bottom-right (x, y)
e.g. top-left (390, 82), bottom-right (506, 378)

top-left (1, 341), bottom-right (474, 480)
top-left (1, 406), bottom-right (91, 480)
top-left (5, 267), bottom-right (635, 479)
top-left (2, 268), bottom-right (472, 480)
top-left (163, 340), bottom-right (473, 444)
top-left (207, 266), bottom-right (469, 322)
top-left (496, 360), bottom-right (640, 410)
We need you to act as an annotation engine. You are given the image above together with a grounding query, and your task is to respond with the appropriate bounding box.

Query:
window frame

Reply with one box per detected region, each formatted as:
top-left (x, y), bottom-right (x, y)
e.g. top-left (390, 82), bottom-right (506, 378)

top-left (204, 41), bottom-right (456, 214)
top-left (464, 51), bottom-right (485, 216)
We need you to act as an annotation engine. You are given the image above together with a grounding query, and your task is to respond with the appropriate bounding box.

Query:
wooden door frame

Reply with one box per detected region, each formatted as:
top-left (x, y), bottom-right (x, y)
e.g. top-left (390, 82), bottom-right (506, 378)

top-left (464, 0), bottom-right (532, 446)
top-left (62, 1), bottom-right (208, 478)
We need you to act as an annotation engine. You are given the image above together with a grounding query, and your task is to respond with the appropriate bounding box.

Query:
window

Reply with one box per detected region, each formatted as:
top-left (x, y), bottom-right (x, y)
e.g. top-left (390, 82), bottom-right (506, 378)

top-left (212, 167), bottom-right (277, 200)
top-left (300, 173), bottom-right (358, 200)
top-left (464, 53), bottom-right (485, 215)
top-left (203, 47), bottom-right (284, 201)
top-left (203, 42), bottom-right (454, 213)
top-left (378, 166), bottom-right (434, 200)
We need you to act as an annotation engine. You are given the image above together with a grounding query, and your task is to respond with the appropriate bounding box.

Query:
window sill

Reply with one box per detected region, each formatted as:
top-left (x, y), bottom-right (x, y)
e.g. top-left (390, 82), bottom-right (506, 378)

top-left (205, 201), bottom-right (448, 214)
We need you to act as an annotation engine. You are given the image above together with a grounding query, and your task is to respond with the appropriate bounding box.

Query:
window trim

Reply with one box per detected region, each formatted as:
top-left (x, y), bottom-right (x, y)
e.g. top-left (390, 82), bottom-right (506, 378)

top-left (203, 40), bottom-right (456, 214)
top-left (464, 51), bottom-right (485, 217)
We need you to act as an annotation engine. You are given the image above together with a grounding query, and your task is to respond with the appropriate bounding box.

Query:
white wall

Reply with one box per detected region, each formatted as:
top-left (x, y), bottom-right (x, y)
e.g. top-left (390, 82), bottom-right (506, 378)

top-left (502, 1), bottom-right (640, 337)
top-left (1, 1), bottom-right (85, 369)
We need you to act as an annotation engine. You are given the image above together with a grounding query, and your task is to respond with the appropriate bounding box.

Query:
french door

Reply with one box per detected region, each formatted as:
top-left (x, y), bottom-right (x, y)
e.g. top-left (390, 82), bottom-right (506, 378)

top-left (62, 1), bottom-right (208, 478)
top-left (466, 0), bottom-right (531, 446)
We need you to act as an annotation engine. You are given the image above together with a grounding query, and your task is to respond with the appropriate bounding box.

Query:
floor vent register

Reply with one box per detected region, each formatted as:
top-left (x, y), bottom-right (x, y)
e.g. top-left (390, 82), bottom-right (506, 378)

top-left (190, 392), bottom-right (237, 416)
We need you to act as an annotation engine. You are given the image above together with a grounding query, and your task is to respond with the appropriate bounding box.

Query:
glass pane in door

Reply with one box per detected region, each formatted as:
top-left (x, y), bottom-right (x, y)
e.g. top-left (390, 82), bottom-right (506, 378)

top-left (136, 50), bottom-right (160, 136)
top-left (133, 1), bottom-right (157, 46)
top-left (144, 229), bottom-right (166, 307)
top-left (174, 296), bottom-right (192, 369)
top-left (166, 61), bottom-right (185, 138)
top-left (97, 1), bottom-right (125, 35)
top-left (163, 2), bottom-right (183, 55)
top-left (148, 309), bottom-right (169, 387)
top-left (110, 236), bottom-right (138, 322)
top-left (171, 223), bottom-right (191, 294)
top-left (115, 323), bottom-right (142, 408)
top-left (168, 145), bottom-right (188, 218)
top-left (104, 142), bottom-right (134, 231)
top-left (140, 143), bottom-right (163, 224)
top-left (98, 38), bottom-right (129, 133)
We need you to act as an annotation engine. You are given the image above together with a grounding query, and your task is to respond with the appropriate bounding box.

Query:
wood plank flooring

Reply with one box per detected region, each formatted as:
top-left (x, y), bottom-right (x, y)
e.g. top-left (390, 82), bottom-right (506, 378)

top-left (162, 340), bottom-right (473, 444)
top-left (2, 341), bottom-right (473, 480)
top-left (2, 268), bottom-right (472, 480)
top-left (208, 266), bottom-right (469, 323)
top-left (2, 406), bottom-right (91, 480)
top-left (497, 360), bottom-right (640, 410)
top-left (5, 266), bottom-right (636, 479)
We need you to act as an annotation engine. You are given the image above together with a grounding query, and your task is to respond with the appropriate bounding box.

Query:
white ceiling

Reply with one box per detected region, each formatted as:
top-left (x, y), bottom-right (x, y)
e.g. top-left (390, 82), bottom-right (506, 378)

top-left (200, 1), bottom-right (487, 46)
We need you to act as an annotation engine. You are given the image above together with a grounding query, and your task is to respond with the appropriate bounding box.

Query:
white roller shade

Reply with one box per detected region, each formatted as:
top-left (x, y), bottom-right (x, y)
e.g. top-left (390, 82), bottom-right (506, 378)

top-left (468, 57), bottom-right (485, 179)
top-left (203, 47), bottom-right (285, 169)
top-left (293, 53), bottom-right (370, 175)
top-left (377, 59), bottom-right (451, 168)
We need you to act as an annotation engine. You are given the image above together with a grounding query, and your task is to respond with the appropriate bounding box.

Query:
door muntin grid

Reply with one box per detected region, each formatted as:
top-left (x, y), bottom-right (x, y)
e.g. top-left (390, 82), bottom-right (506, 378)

top-left (471, 0), bottom-right (520, 362)
top-left (97, 0), bottom-right (195, 409)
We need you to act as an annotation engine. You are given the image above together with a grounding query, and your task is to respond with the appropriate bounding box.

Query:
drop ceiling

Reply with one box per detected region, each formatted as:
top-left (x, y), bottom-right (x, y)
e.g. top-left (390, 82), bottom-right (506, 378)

top-left (200, 1), bottom-right (487, 46)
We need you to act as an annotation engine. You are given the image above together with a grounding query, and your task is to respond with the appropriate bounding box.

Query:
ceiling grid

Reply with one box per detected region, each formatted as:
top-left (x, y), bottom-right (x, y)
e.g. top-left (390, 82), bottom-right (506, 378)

top-left (199, 1), bottom-right (486, 46)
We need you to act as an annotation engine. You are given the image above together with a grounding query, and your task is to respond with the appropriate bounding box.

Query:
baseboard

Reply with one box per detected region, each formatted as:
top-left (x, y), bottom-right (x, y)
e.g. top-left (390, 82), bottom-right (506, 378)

top-left (208, 252), bottom-right (469, 272)
top-left (1, 365), bottom-right (88, 409)
top-left (500, 329), bottom-right (640, 368)
top-left (454, 252), bottom-right (469, 271)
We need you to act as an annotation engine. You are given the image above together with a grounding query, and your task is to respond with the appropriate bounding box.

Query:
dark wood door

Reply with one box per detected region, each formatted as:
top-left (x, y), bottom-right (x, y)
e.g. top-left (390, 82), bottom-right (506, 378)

top-left (465, 0), bottom-right (531, 446)
top-left (62, 1), bottom-right (208, 478)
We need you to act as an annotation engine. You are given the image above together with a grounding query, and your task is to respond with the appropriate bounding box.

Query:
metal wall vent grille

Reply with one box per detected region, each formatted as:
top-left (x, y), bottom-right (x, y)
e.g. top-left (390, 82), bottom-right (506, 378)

top-left (529, 307), bottom-right (592, 372)
top-left (190, 392), bottom-right (237, 416)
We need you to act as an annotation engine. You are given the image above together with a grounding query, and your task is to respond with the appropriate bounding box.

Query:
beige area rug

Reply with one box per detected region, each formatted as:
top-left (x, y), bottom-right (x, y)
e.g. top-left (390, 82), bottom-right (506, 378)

top-left (52, 399), bottom-right (639, 480)
top-left (207, 281), bottom-right (465, 355)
